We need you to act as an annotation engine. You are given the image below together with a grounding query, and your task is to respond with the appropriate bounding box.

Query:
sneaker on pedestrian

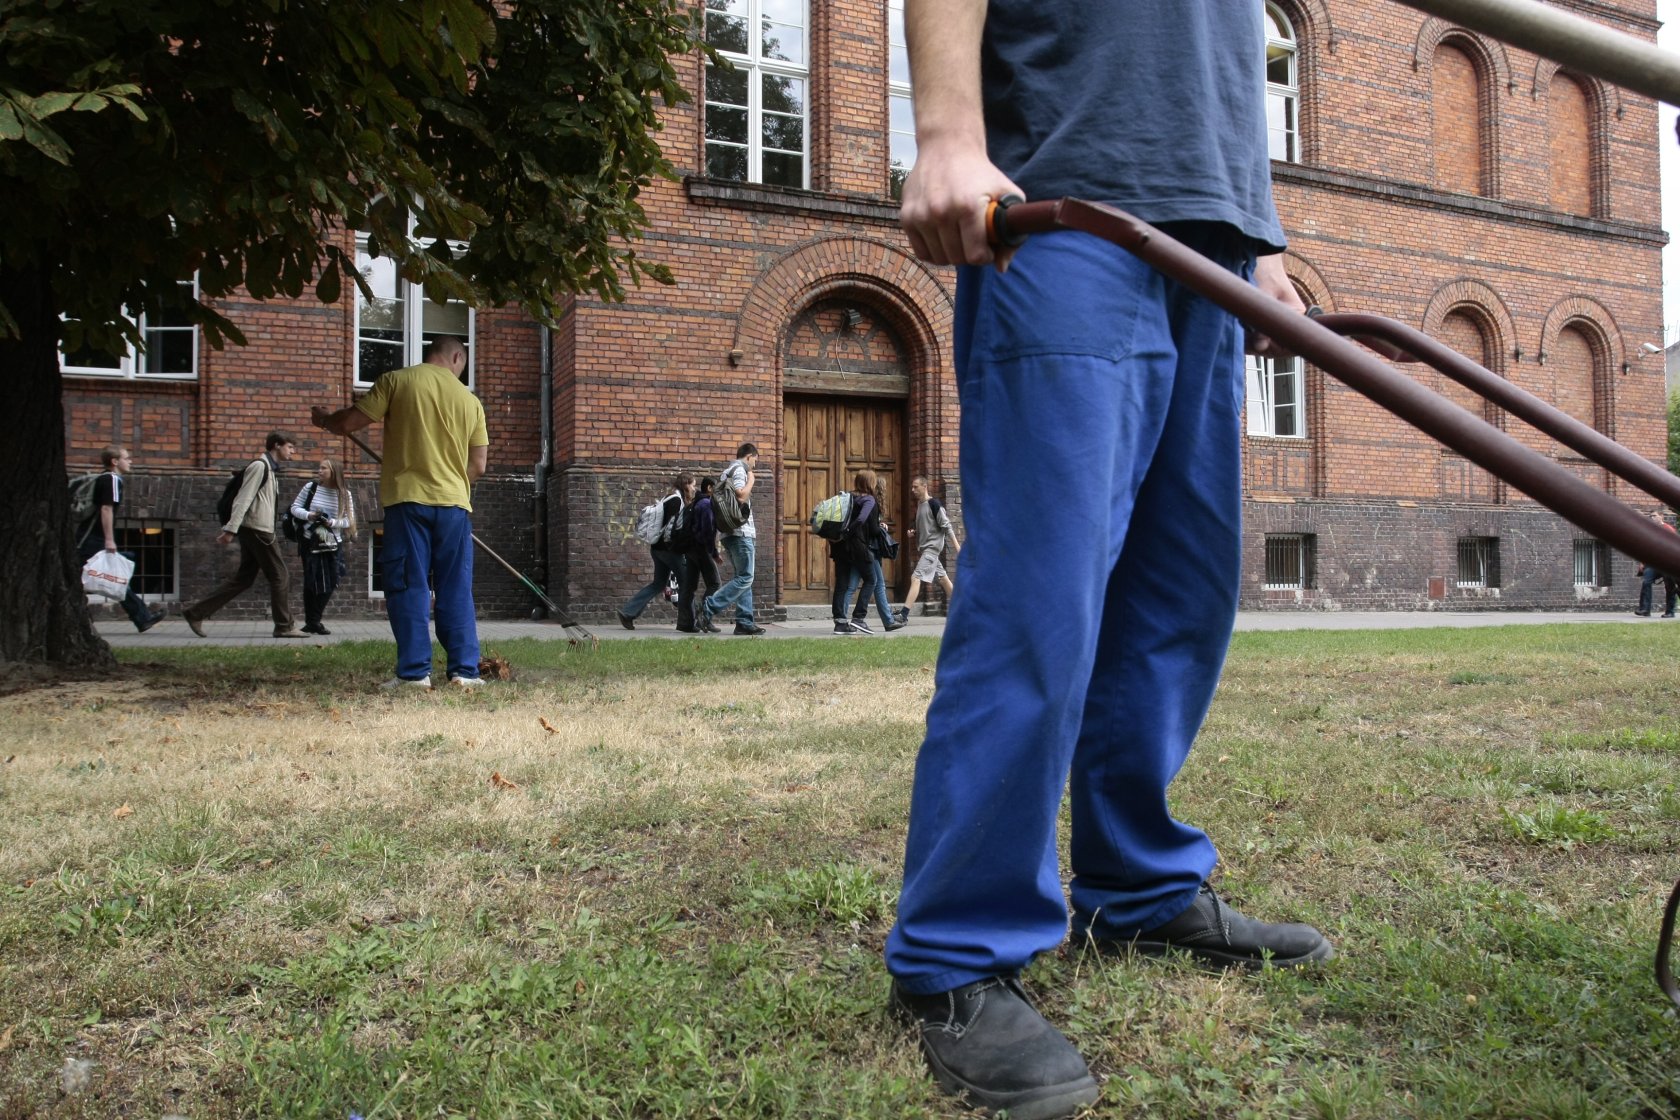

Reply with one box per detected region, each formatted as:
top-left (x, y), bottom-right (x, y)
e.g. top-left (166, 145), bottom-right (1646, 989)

top-left (676, 624), bottom-right (698, 634)
top-left (1663, 612), bottom-right (1676, 619)
top-left (696, 602), bottom-right (715, 633)
top-left (894, 606), bottom-right (910, 626)
top-left (850, 617), bottom-right (874, 635)
top-left (883, 617), bottom-right (906, 632)
top-left (183, 612), bottom-right (206, 638)
top-left (381, 675), bottom-right (432, 690)
top-left (833, 619), bottom-right (854, 635)
top-left (1081, 883), bottom-right (1332, 971)
top-left (274, 628), bottom-right (308, 639)
top-left (617, 610), bottom-right (636, 630)
top-left (448, 676), bottom-right (486, 689)
top-left (1634, 610), bottom-right (1652, 617)
top-left (136, 607), bottom-right (167, 633)
top-left (314, 624), bottom-right (332, 635)
top-left (733, 623), bottom-right (767, 636)
top-left (890, 977), bottom-right (1100, 1120)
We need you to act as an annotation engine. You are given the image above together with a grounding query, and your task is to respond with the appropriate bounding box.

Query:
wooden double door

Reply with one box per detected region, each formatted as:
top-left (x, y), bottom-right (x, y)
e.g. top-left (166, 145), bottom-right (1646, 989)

top-left (781, 395), bottom-right (905, 604)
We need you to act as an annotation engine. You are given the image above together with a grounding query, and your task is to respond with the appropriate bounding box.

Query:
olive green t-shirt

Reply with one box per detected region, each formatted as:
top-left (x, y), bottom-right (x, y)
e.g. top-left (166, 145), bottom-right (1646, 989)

top-left (355, 362), bottom-right (488, 511)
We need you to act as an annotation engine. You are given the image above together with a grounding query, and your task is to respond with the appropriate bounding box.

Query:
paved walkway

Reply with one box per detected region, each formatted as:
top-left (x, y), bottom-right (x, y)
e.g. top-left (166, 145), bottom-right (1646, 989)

top-left (96, 608), bottom-right (1654, 649)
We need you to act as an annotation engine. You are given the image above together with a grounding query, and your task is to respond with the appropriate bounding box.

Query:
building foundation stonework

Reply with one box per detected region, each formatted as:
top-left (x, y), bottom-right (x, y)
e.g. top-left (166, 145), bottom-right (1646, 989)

top-left (68, 0), bottom-right (1664, 622)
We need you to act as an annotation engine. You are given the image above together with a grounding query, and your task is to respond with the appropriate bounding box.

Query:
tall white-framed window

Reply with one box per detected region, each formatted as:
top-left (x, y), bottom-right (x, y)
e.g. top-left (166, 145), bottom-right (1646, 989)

top-left (1246, 354), bottom-right (1305, 438)
top-left (1266, 3), bottom-right (1299, 164)
top-left (704, 0), bottom-right (809, 188)
top-left (60, 278), bottom-right (199, 379)
top-left (354, 222), bottom-right (474, 390)
top-left (887, 0), bottom-right (915, 200)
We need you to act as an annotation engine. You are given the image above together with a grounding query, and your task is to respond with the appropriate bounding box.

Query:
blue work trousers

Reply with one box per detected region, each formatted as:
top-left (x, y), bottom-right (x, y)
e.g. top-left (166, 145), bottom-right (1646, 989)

top-left (705, 534), bottom-right (755, 626)
top-left (886, 225), bottom-right (1251, 993)
top-left (383, 502), bottom-right (480, 682)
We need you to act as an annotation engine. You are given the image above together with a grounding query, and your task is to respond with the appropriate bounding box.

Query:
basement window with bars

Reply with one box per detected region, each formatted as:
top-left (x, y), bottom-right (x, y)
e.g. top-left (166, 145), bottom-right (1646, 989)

top-left (367, 526), bottom-right (385, 600)
top-left (1456, 536), bottom-right (1501, 588)
top-left (1264, 533), bottom-right (1315, 589)
top-left (1572, 539), bottom-right (1611, 587)
top-left (113, 521), bottom-right (178, 601)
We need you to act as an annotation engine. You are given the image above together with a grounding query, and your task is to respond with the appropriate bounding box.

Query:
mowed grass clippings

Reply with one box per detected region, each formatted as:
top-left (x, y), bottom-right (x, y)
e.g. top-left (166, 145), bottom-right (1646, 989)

top-left (0, 625), bottom-right (1675, 1118)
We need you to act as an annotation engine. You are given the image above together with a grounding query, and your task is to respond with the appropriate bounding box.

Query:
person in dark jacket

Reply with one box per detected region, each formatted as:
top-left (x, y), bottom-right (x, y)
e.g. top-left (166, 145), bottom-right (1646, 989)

top-left (831, 470), bottom-right (883, 635)
top-left (619, 472), bottom-right (692, 630)
top-left (678, 477), bottom-right (723, 633)
top-left (75, 445), bottom-right (166, 632)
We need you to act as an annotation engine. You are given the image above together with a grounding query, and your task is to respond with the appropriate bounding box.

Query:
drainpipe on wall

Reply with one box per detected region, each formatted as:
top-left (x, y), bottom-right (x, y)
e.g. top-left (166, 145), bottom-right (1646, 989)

top-left (532, 324), bottom-right (553, 619)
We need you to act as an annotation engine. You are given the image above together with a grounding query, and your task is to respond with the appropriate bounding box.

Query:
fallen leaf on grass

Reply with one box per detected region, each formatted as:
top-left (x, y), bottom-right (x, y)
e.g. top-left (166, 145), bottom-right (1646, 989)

top-left (0, 1024), bottom-right (14, 1051)
top-left (295, 770), bottom-right (314, 782)
top-left (784, 784), bottom-right (813, 793)
top-left (539, 717), bottom-right (558, 735)
top-left (490, 771), bottom-right (520, 791)
top-left (111, 804), bottom-right (133, 820)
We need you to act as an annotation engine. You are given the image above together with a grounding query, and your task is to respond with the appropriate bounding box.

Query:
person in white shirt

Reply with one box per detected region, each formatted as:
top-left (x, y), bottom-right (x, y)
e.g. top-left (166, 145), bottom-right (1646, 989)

top-left (290, 458), bottom-right (357, 635)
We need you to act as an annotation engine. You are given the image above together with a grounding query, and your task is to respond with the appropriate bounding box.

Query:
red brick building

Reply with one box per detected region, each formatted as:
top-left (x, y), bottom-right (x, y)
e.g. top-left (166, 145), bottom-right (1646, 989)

top-left (66, 0), bottom-right (1667, 622)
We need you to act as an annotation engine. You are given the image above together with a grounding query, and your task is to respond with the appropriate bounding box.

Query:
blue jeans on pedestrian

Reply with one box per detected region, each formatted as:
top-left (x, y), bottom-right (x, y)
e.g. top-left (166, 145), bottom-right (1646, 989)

top-left (621, 549), bottom-right (686, 619)
top-left (886, 224), bottom-right (1250, 993)
top-left (705, 533), bottom-right (755, 625)
top-left (383, 502), bottom-right (480, 682)
top-left (842, 550), bottom-right (893, 622)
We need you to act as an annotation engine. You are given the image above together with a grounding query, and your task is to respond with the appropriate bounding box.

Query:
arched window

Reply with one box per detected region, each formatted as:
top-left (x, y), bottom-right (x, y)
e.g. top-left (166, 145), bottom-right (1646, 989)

top-left (1265, 4), bottom-right (1299, 164)
top-left (1432, 41), bottom-right (1485, 195)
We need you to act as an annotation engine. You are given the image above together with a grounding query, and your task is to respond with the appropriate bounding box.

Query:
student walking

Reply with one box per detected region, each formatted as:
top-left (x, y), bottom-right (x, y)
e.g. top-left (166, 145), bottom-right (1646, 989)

top-left (183, 432), bottom-right (304, 639)
top-left (619, 473), bottom-right (692, 630)
top-left (290, 458), bottom-right (357, 635)
top-left (830, 471), bottom-right (883, 635)
top-left (677, 477), bottom-right (722, 633)
top-left (73, 445), bottom-right (167, 632)
top-left (896, 476), bottom-right (959, 624)
top-left (697, 443), bottom-right (767, 636)
top-left (840, 491), bottom-right (905, 631)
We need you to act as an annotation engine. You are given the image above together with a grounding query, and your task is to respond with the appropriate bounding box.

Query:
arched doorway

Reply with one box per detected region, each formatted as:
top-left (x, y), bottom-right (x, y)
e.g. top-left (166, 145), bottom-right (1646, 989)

top-left (780, 299), bottom-right (909, 604)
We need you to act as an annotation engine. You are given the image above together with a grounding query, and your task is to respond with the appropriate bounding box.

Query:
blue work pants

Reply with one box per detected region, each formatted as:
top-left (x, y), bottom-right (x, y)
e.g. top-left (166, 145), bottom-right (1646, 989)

top-left (383, 502), bottom-right (480, 682)
top-left (886, 225), bottom-right (1251, 993)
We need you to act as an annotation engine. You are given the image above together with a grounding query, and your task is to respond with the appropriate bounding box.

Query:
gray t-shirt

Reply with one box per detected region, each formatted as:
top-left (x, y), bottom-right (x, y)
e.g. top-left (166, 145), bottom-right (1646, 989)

top-left (720, 459), bottom-right (754, 539)
top-left (980, 0), bottom-right (1285, 253)
top-left (914, 498), bottom-right (952, 555)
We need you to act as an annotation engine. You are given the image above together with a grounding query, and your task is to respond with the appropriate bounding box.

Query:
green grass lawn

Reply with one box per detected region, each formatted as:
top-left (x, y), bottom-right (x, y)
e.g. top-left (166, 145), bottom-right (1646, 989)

top-left (2, 625), bottom-right (1678, 1118)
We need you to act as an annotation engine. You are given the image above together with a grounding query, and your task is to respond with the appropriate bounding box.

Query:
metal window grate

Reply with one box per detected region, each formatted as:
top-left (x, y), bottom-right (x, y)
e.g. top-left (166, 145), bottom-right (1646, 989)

top-left (113, 521), bottom-right (178, 600)
top-left (367, 527), bottom-right (385, 599)
top-left (1572, 539), bottom-right (1611, 587)
top-left (1264, 533), bottom-right (1315, 589)
top-left (1456, 536), bottom-right (1501, 588)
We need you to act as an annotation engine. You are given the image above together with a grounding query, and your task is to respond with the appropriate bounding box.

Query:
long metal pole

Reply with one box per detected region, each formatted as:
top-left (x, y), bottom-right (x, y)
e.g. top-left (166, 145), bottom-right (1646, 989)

top-left (1392, 0), bottom-right (1680, 108)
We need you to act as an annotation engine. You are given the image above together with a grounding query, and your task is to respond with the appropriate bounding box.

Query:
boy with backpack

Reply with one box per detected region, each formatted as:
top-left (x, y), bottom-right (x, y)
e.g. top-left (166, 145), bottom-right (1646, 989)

top-left (896, 476), bottom-right (959, 624)
top-left (71, 445), bottom-right (167, 632)
top-left (182, 431), bottom-right (305, 639)
top-left (618, 472), bottom-right (693, 630)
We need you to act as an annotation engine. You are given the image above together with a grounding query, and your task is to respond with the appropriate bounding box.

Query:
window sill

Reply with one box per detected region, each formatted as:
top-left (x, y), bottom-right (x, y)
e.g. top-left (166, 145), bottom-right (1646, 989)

top-left (685, 177), bottom-right (903, 224)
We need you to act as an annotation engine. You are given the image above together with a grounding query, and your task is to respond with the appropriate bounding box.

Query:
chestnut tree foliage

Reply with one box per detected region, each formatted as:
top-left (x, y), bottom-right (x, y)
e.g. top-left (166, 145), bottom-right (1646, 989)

top-left (0, 0), bottom-right (702, 664)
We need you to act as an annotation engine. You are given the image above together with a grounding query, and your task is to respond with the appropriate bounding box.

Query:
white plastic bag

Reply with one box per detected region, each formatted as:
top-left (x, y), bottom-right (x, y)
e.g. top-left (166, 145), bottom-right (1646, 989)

top-left (82, 550), bottom-right (135, 601)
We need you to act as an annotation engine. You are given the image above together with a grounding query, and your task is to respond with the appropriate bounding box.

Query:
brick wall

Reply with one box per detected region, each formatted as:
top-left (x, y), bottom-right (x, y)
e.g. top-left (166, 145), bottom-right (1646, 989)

top-left (67, 0), bottom-right (1664, 620)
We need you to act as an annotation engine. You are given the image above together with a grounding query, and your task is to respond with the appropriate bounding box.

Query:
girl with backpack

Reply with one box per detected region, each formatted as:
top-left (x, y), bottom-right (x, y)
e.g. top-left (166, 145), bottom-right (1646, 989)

top-left (831, 470), bottom-right (883, 634)
top-left (618, 472), bottom-right (693, 630)
top-left (290, 458), bottom-right (357, 635)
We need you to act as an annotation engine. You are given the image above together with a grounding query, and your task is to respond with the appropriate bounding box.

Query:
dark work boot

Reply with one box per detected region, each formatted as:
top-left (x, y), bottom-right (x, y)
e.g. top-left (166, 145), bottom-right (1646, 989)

top-left (1087, 883), bottom-right (1333, 971)
top-left (890, 976), bottom-right (1099, 1120)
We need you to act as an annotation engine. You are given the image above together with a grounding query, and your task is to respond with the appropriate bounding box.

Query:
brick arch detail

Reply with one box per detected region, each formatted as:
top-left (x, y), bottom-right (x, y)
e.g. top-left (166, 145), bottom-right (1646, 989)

top-left (1539, 296), bottom-right (1622, 378)
top-left (1421, 279), bottom-right (1516, 372)
top-left (1268, 0), bottom-right (1334, 164)
top-left (1416, 27), bottom-right (1508, 198)
top-left (1531, 64), bottom-right (1615, 218)
top-left (729, 236), bottom-right (952, 373)
top-left (1413, 21), bottom-right (1512, 91)
top-left (1281, 250), bottom-right (1335, 314)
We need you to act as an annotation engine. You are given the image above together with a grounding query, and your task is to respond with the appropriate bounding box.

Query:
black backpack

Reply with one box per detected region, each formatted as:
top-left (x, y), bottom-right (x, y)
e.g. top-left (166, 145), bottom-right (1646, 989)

top-left (215, 458), bottom-right (270, 526)
top-left (665, 500), bottom-right (697, 551)
top-left (282, 482), bottom-right (318, 543)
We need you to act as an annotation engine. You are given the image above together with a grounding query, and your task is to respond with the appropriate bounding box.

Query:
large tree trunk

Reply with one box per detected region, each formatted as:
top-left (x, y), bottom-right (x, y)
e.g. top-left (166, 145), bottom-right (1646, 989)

top-left (0, 264), bottom-right (116, 668)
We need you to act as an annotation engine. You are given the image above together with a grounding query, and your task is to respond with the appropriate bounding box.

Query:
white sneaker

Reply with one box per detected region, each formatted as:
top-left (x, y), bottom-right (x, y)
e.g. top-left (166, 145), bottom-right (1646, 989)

top-left (448, 676), bottom-right (486, 689)
top-left (381, 675), bottom-right (432, 690)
